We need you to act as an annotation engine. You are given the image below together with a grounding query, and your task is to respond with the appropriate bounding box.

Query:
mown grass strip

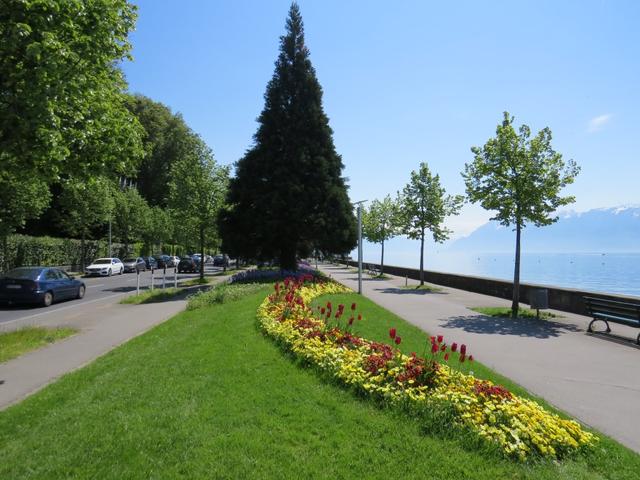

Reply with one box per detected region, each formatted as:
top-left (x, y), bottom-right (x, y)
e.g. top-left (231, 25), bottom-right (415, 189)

top-left (0, 286), bottom-right (637, 479)
top-left (471, 306), bottom-right (560, 319)
top-left (0, 327), bottom-right (77, 363)
top-left (119, 287), bottom-right (181, 305)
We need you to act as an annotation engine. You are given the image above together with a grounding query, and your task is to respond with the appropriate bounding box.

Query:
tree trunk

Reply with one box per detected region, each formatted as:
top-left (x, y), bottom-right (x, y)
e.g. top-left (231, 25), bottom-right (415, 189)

top-left (511, 223), bottom-right (522, 318)
top-left (2, 234), bottom-right (7, 271)
top-left (199, 225), bottom-right (205, 280)
top-left (419, 228), bottom-right (425, 286)
top-left (380, 239), bottom-right (385, 276)
top-left (280, 244), bottom-right (297, 271)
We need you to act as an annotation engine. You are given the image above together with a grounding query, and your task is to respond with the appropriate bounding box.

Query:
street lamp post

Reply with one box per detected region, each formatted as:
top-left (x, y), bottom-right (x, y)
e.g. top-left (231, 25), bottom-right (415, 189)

top-left (354, 200), bottom-right (367, 295)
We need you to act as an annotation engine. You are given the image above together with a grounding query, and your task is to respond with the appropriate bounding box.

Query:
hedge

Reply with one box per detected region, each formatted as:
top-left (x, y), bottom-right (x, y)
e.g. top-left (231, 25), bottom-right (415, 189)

top-left (0, 234), bottom-right (135, 271)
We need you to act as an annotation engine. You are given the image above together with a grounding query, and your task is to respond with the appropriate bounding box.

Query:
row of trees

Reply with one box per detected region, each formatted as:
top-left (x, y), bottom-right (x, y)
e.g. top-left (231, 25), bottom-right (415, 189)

top-left (1, 2), bottom-right (228, 278)
top-left (364, 112), bottom-right (579, 318)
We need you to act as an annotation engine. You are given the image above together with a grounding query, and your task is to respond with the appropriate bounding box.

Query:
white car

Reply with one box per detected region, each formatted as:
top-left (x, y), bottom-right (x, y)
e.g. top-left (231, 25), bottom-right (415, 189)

top-left (85, 258), bottom-right (124, 276)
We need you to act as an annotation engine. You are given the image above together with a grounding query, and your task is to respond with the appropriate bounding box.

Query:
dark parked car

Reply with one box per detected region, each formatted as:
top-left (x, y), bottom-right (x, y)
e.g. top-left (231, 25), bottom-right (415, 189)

top-left (153, 255), bottom-right (172, 269)
top-left (0, 267), bottom-right (86, 307)
top-left (123, 257), bottom-right (147, 273)
top-left (178, 257), bottom-right (198, 273)
top-left (144, 256), bottom-right (158, 269)
top-left (213, 254), bottom-right (230, 267)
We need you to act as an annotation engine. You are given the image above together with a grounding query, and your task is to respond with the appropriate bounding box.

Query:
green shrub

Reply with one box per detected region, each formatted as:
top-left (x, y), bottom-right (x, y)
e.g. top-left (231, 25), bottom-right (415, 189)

top-left (186, 283), bottom-right (265, 310)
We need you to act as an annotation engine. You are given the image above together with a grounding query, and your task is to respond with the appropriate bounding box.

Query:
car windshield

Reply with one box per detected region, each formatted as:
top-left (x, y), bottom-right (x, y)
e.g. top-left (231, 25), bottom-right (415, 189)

top-left (3, 268), bottom-right (42, 280)
top-left (124, 258), bottom-right (137, 263)
top-left (93, 259), bottom-right (111, 265)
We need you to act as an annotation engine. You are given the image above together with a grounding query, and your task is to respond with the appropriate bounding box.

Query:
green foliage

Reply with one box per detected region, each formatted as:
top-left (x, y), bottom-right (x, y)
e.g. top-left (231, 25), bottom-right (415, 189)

top-left (400, 163), bottom-right (463, 243)
top-left (0, 0), bottom-right (144, 238)
top-left (363, 195), bottom-right (401, 274)
top-left (124, 94), bottom-right (194, 208)
top-left (462, 112), bottom-right (579, 316)
top-left (0, 234), bottom-right (131, 271)
top-left (0, 327), bottom-right (77, 364)
top-left (463, 112), bottom-right (580, 229)
top-left (220, 4), bottom-right (357, 269)
top-left (58, 177), bottom-right (115, 240)
top-left (112, 186), bottom-right (150, 249)
top-left (186, 282), bottom-right (265, 310)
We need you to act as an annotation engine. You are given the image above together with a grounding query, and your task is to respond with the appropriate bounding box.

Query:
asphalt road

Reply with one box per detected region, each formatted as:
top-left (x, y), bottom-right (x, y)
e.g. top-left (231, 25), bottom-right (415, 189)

top-left (0, 265), bottom-right (224, 326)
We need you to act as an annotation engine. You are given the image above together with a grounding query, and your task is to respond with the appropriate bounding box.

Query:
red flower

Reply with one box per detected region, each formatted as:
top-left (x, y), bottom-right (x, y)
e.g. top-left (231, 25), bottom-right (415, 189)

top-left (327, 302), bottom-right (332, 310)
top-left (430, 336), bottom-right (436, 344)
top-left (357, 314), bottom-right (362, 321)
top-left (444, 353), bottom-right (449, 361)
top-left (451, 342), bottom-right (458, 353)
top-left (320, 307), bottom-right (325, 314)
top-left (348, 317), bottom-right (354, 326)
top-left (389, 328), bottom-right (397, 339)
top-left (440, 344), bottom-right (446, 352)
top-left (459, 353), bottom-right (466, 363)
top-left (395, 336), bottom-right (402, 345)
top-left (460, 344), bottom-right (467, 355)
top-left (431, 343), bottom-right (439, 353)
top-left (351, 302), bottom-right (356, 311)
top-left (437, 335), bottom-right (443, 344)
top-left (469, 355), bottom-right (474, 362)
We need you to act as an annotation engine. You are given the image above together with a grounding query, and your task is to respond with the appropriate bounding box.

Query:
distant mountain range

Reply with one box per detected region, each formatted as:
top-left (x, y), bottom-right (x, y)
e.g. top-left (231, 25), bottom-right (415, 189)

top-left (448, 206), bottom-right (640, 253)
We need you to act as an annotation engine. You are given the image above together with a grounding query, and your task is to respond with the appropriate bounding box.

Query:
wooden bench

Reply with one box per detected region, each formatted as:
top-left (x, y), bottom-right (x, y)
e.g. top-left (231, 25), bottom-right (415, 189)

top-left (584, 296), bottom-right (640, 344)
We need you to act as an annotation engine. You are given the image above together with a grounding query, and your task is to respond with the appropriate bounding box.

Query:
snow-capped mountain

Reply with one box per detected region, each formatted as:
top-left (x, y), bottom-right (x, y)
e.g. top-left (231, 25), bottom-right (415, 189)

top-left (448, 206), bottom-right (640, 252)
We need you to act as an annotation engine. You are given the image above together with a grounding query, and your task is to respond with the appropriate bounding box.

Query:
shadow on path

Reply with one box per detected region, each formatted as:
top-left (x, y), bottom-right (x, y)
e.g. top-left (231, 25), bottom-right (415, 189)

top-left (439, 314), bottom-right (583, 339)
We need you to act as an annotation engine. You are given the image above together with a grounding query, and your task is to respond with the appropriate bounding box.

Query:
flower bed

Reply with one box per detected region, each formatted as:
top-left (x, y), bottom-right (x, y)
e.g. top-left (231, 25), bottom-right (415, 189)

top-left (257, 276), bottom-right (596, 461)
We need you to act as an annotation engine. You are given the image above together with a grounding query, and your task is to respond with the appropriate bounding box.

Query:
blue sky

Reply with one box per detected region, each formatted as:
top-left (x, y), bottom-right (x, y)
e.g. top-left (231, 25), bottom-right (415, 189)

top-left (123, 0), bottom-right (639, 243)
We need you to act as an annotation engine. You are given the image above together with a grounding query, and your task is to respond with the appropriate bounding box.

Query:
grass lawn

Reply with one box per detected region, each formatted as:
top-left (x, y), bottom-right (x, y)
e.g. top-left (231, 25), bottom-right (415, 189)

top-left (181, 277), bottom-right (210, 286)
top-left (0, 327), bottom-right (77, 363)
top-left (119, 287), bottom-right (181, 305)
top-left (471, 306), bottom-right (560, 319)
top-left (1, 287), bottom-right (638, 479)
top-left (399, 284), bottom-right (443, 292)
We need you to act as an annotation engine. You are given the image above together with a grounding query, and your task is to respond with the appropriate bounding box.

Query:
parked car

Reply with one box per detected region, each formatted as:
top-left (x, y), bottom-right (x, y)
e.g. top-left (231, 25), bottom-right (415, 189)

top-left (85, 258), bottom-right (124, 276)
top-left (153, 255), bottom-right (172, 269)
top-left (178, 257), bottom-right (198, 273)
top-left (213, 254), bottom-right (230, 267)
top-left (0, 267), bottom-right (86, 307)
top-left (144, 256), bottom-right (158, 270)
top-left (122, 257), bottom-right (147, 273)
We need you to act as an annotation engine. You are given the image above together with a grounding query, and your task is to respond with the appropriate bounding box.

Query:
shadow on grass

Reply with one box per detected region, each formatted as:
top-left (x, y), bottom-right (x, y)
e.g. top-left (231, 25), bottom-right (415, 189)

top-left (439, 314), bottom-right (582, 339)
top-left (375, 286), bottom-right (447, 296)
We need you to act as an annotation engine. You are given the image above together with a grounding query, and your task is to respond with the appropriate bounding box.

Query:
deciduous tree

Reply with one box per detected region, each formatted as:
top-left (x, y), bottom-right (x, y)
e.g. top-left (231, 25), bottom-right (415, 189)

top-left (362, 195), bottom-right (401, 275)
top-left (463, 112), bottom-right (580, 318)
top-left (400, 163), bottom-right (463, 285)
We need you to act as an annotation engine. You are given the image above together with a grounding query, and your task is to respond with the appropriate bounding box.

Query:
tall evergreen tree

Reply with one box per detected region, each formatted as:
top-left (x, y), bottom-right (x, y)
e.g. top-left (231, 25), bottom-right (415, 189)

top-left (219, 3), bottom-right (356, 270)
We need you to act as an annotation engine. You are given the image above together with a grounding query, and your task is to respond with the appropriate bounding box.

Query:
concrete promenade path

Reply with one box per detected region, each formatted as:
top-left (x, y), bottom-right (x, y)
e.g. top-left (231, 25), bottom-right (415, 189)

top-left (0, 278), bottom-right (227, 411)
top-left (320, 263), bottom-right (640, 454)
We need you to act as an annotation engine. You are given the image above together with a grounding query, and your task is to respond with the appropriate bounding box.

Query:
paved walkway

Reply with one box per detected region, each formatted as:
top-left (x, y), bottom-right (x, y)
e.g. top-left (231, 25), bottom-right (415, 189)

top-left (321, 264), bottom-right (640, 454)
top-left (0, 280), bottom-right (225, 410)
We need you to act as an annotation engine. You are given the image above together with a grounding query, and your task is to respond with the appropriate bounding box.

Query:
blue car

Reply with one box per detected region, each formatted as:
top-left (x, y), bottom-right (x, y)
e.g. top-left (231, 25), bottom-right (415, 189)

top-left (0, 267), bottom-right (86, 307)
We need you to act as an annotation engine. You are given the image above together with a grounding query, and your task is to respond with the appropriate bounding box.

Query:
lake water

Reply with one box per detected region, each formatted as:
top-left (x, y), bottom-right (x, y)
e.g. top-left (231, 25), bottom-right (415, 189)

top-left (361, 250), bottom-right (640, 297)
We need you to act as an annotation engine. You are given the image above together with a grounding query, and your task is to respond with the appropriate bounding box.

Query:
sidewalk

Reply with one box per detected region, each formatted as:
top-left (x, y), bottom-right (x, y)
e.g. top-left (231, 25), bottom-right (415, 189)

top-left (321, 264), bottom-right (640, 454)
top-left (0, 280), bottom-right (226, 410)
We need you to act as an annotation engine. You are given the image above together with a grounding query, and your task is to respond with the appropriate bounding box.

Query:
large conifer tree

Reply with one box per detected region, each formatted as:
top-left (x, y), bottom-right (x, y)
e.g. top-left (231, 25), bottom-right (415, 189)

top-left (220, 3), bottom-right (356, 270)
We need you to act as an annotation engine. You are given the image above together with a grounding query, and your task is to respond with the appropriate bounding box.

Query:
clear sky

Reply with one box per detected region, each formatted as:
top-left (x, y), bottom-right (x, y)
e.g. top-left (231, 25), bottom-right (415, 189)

top-left (123, 0), bottom-right (640, 240)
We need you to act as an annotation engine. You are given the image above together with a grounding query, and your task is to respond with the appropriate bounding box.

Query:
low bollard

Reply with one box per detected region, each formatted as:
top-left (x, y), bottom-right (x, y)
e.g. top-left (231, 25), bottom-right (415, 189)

top-left (136, 268), bottom-right (140, 295)
top-left (174, 267), bottom-right (177, 289)
top-left (151, 267), bottom-right (155, 291)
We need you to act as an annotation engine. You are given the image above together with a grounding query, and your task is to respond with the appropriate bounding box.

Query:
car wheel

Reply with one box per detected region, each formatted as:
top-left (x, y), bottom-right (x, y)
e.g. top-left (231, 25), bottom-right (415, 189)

top-left (108, 268), bottom-right (112, 276)
top-left (119, 267), bottom-right (123, 275)
top-left (77, 285), bottom-right (85, 299)
top-left (42, 291), bottom-right (53, 307)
